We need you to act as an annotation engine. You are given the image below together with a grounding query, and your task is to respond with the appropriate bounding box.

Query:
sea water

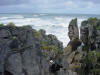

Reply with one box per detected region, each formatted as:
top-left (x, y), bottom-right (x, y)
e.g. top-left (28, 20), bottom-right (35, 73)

top-left (0, 13), bottom-right (100, 47)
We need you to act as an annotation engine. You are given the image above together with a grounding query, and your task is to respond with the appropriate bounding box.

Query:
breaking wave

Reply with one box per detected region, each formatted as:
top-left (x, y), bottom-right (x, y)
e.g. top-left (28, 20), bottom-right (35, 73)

top-left (0, 14), bottom-right (92, 47)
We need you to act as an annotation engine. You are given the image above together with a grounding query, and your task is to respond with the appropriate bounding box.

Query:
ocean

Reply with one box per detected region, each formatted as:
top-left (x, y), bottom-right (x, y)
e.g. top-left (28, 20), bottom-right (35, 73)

top-left (0, 13), bottom-right (100, 47)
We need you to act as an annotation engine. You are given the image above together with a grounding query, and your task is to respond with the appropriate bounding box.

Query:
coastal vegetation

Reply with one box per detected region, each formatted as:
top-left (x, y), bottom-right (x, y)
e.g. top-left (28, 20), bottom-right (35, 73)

top-left (0, 23), bottom-right (4, 26)
top-left (7, 22), bottom-right (16, 29)
top-left (88, 17), bottom-right (98, 24)
top-left (81, 51), bottom-right (100, 75)
top-left (34, 31), bottom-right (42, 39)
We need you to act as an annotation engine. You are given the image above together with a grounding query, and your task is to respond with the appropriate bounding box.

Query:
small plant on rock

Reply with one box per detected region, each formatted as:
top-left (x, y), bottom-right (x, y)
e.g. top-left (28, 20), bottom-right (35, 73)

top-left (0, 23), bottom-right (4, 26)
top-left (7, 22), bottom-right (16, 29)
top-left (34, 31), bottom-right (42, 39)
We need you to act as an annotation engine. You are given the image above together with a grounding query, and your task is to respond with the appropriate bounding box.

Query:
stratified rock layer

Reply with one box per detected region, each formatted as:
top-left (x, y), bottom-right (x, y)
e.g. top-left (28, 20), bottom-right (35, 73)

top-left (68, 18), bottom-right (79, 40)
top-left (1, 18), bottom-right (100, 75)
top-left (80, 19), bottom-right (100, 51)
top-left (0, 25), bottom-right (63, 75)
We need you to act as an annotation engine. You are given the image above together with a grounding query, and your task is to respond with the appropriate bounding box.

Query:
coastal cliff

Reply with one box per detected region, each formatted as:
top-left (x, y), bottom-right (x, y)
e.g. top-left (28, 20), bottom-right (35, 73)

top-left (64, 18), bottom-right (100, 75)
top-left (0, 24), bottom-right (63, 75)
top-left (0, 18), bottom-right (100, 75)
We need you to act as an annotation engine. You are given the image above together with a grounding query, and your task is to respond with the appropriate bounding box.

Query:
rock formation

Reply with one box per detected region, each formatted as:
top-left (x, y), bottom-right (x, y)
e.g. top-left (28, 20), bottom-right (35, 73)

top-left (66, 17), bottom-right (100, 75)
top-left (68, 18), bottom-right (79, 40)
top-left (0, 17), bottom-right (100, 75)
top-left (0, 21), bottom-right (80, 75)
top-left (0, 25), bottom-right (63, 75)
top-left (62, 18), bottom-right (82, 75)
top-left (80, 18), bottom-right (100, 51)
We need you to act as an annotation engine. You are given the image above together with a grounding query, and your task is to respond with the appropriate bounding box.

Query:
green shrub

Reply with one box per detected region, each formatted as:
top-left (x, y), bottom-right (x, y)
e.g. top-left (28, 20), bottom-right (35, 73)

top-left (49, 45), bottom-right (59, 54)
top-left (34, 31), bottom-right (42, 39)
top-left (88, 17), bottom-right (97, 21)
top-left (96, 52), bottom-right (100, 62)
top-left (82, 51), bottom-right (100, 75)
top-left (96, 26), bottom-right (100, 30)
top-left (41, 45), bottom-right (48, 50)
top-left (7, 22), bottom-right (16, 29)
top-left (40, 41), bottom-right (48, 50)
top-left (0, 23), bottom-right (4, 26)
top-left (45, 37), bottom-right (50, 41)
top-left (81, 21), bottom-right (88, 26)
top-left (88, 17), bottom-right (98, 24)
top-left (96, 52), bottom-right (100, 57)
top-left (40, 41), bottom-right (59, 55)
top-left (83, 51), bottom-right (97, 65)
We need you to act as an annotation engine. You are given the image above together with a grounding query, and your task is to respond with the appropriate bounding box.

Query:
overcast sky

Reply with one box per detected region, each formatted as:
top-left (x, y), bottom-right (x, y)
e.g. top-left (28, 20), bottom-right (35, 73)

top-left (0, 0), bottom-right (100, 14)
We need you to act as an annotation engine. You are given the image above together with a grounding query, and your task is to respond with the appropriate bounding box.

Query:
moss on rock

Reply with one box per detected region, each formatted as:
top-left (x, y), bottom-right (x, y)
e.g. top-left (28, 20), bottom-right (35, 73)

top-left (34, 31), bottom-right (42, 39)
top-left (0, 23), bottom-right (4, 26)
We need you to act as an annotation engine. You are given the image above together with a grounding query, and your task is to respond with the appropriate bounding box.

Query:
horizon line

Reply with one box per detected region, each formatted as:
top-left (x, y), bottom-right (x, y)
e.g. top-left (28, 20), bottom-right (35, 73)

top-left (0, 12), bottom-right (100, 15)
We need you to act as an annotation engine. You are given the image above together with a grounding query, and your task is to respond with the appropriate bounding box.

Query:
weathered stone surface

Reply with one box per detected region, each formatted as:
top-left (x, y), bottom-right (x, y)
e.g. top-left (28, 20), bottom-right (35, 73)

top-left (62, 18), bottom-right (85, 75)
top-left (95, 20), bottom-right (100, 51)
top-left (0, 25), bottom-right (64, 75)
top-left (68, 18), bottom-right (79, 40)
top-left (6, 53), bottom-right (23, 75)
top-left (80, 19), bottom-right (100, 51)
top-left (3, 17), bottom-right (100, 75)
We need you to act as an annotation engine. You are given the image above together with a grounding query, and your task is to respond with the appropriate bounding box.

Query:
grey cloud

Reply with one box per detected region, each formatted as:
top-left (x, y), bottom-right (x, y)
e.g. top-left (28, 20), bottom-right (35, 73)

top-left (77, 0), bottom-right (100, 3)
top-left (0, 0), bottom-right (99, 6)
top-left (0, 0), bottom-right (100, 14)
top-left (0, 0), bottom-right (29, 5)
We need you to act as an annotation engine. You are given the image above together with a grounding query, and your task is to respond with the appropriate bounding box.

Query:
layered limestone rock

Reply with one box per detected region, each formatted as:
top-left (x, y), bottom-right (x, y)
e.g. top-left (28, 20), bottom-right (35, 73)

top-left (61, 18), bottom-right (100, 75)
top-left (62, 18), bottom-right (82, 75)
top-left (95, 20), bottom-right (100, 51)
top-left (68, 18), bottom-right (79, 40)
top-left (0, 25), bottom-right (63, 75)
top-left (1, 18), bottom-right (100, 75)
top-left (80, 18), bottom-right (100, 51)
top-left (79, 18), bottom-right (100, 75)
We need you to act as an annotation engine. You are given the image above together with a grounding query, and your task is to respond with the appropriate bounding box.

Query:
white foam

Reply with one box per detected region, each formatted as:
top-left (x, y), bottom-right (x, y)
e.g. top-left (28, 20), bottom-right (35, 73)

top-left (0, 15), bottom-right (24, 20)
top-left (33, 15), bottom-right (39, 17)
top-left (0, 17), bottom-right (8, 20)
top-left (39, 14), bottom-right (47, 16)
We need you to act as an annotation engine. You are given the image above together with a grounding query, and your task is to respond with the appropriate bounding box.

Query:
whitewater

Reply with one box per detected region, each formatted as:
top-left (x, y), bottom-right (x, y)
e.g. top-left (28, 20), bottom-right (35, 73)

top-left (0, 13), bottom-right (100, 47)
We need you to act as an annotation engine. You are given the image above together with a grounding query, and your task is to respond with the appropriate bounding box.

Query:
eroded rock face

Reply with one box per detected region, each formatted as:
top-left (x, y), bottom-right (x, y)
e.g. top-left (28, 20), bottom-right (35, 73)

top-left (79, 18), bottom-right (100, 75)
top-left (3, 17), bottom-right (100, 75)
top-left (61, 18), bottom-right (82, 75)
top-left (0, 28), bottom-right (12, 73)
top-left (0, 25), bottom-right (63, 75)
top-left (95, 20), bottom-right (100, 51)
top-left (80, 21), bottom-right (88, 46)
top-left (63, 18), bottom-right (100, 75)
top-left (80, 19), bottom-right (100, 51)
top-left (68, 18), bottom-right (79, 40)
